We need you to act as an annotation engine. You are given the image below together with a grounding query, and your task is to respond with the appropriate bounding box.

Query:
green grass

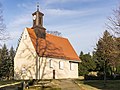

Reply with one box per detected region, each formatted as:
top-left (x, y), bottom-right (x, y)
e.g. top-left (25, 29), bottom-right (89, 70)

top-left (76, 79), bottom-right (120, 90)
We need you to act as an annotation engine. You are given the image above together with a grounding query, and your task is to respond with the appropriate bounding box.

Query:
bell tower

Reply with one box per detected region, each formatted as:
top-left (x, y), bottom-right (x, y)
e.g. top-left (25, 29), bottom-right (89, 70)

top-left (32, 4), bottom-right (46, 39)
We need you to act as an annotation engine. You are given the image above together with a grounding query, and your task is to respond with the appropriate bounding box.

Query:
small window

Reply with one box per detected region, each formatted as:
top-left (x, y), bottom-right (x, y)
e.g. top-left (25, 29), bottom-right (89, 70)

top-left (70, 62), bottom-right (74, 70)
top-left (49, 59), bottom-right (53, 68)
top-left (23, 34), bottom-right (27, 39)
top-left (59, 61), bottom-right (64, 70)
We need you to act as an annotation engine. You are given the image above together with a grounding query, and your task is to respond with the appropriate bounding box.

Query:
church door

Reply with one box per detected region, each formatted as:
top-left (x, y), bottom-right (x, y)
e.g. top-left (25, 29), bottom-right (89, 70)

top-left (53, 70), bottom-right (55, 79)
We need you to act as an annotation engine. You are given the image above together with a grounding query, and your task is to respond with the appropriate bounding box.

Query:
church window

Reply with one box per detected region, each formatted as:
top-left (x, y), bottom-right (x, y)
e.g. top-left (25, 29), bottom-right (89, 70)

top-left (49, 59), bottom-right (53, 68)
top-left (59, 61), bottom-right (64, 70)
top-left (70, 62), bottom-right (74, 70)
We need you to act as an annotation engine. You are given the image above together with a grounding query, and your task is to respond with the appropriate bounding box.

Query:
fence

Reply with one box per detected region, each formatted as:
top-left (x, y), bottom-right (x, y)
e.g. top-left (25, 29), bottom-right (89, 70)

top-left (0, 82), bottom-right (24, 90)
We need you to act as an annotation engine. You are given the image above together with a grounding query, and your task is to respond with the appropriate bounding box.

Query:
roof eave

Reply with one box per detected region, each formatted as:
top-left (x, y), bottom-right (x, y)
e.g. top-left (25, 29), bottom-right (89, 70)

top-left (69, 59), bottom-right (81, 63)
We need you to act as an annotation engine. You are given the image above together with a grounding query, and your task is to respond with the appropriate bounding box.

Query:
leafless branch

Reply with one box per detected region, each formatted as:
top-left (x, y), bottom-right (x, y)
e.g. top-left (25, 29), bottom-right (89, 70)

top-left (47, 30), bottom-right (62, 37)
top-left (106, 5), bottom-right (120, 36)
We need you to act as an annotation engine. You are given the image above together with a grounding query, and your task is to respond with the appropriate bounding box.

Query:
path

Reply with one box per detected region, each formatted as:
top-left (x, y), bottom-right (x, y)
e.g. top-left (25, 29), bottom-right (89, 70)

top-left (51, 79), bottom-right (83, 90)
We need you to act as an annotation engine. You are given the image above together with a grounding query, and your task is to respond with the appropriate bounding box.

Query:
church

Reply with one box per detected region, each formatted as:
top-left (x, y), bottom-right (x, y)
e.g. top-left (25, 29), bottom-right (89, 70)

top-left (14, 5), bottom-right (80, 80)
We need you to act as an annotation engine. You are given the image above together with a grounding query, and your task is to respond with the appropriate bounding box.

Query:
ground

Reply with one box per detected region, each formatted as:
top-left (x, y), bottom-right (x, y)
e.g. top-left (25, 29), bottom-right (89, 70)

top-left (25, 79), bottom-right (81, 90)
top-left (25, 79), bottom-right (120, 90)
top-left (50, 79), bottom-right (80, 90)
top-left (75, 79), bottom-right (120, 90)
top-left (1, 79), bottom-right (120, 90)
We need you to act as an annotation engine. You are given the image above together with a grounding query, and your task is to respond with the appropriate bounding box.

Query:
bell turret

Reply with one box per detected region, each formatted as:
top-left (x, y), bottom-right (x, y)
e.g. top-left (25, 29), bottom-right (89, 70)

top-left (32, 4), bottom-right (46, 39)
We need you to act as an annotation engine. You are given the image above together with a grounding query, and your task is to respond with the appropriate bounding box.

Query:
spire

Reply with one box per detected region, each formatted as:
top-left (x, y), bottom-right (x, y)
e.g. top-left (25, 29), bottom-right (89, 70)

top-left (37, 2), bottom-right (39, 11)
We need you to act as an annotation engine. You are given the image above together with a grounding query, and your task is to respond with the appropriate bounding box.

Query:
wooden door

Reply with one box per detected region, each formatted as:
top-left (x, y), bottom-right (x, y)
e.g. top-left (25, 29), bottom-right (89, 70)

top-left (53, 70), bottom-right (55, 79)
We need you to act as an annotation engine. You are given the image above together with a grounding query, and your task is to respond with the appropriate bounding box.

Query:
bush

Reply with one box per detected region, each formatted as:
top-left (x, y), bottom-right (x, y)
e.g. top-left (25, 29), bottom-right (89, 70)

top-left (84, 74), bottom-right (120, 80)
top-left (84, 75), bottom-right (104, 80)
top-left (28, 79), bottom-right (35, 86)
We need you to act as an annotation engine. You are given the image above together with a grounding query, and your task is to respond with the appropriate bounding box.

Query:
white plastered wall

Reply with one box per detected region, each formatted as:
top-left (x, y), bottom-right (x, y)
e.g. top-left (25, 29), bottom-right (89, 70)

top-left (14, 28), bottom-right (36, 80)
top-left (36, 57), bottom-right (78, 79)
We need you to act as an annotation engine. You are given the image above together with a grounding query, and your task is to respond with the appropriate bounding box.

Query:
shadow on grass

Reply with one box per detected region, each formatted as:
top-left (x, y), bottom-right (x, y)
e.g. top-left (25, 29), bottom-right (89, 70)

top-left (25, 86), bottom-right (61, 90)
top-left (76, 79), bottom-right (120, 90)
top-left (0, 80), bottom-right (21, 85)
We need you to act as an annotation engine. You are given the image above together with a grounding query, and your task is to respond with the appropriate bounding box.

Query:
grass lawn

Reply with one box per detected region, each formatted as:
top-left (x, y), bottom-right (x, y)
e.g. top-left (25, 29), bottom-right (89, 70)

top-left (75, 79), bottom-right (120, 90)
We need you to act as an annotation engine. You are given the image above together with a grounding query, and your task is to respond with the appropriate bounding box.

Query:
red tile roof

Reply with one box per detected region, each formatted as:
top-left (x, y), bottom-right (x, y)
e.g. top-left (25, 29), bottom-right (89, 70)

top-left (27, 28), bottom-right (80, 61)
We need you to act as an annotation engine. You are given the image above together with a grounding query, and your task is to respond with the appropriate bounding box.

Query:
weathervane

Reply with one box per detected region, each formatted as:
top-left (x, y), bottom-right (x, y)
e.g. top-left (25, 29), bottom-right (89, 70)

top-left (37, 2), bottom-right (39, 11)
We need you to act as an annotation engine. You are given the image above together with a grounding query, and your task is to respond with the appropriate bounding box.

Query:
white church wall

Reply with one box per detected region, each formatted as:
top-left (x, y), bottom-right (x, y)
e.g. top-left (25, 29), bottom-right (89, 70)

top-left (37, 57), bottom-right (79, 79)
top-left (14, 28), bottom-right (36, 80)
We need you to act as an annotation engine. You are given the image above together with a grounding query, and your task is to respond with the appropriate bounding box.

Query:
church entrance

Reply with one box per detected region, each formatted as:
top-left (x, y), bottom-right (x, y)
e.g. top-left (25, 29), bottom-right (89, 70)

top-left (53, 70), bottom-right (55, 79)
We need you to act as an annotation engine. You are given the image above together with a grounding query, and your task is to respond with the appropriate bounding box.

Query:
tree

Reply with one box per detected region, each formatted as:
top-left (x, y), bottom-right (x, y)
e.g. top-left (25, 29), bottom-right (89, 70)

top-left (0, 44), bottom-right (9, 79)
top-left (78, 51), bottom-right (96, 76)
top-left (109, 38), bottom-right (120, 76)
top-left (95, 30), bottom-right (118, 72)
top-left (78, 51), bottom-right (88, 76)
top-left (0, 2), bottom-right (9, 42)
top-left (47, 31), bottom-right (62, 36)
top-left (106, 4), bottom-right (120, 76)
top-left (9, 46), bottom-right (15, 79)
top-left (95, 30), bottom-right (111, 85)
top-left (94, 30), bottom-right (120, 86)
top-left (0, 44), bottom-right (15, 80)
top-left (107, 5), bottom-right (120, 36)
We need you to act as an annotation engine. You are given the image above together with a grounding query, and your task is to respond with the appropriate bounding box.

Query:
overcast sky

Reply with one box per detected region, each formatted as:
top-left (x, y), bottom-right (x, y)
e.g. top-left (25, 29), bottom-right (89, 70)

top-left (1, 0), bottom-right (119, 55)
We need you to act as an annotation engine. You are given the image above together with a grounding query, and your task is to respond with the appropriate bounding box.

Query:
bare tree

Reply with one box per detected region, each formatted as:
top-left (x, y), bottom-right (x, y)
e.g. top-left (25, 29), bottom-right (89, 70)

top-left (105, 6), bottom-right (120, 80)
top-left (0, 2), bottom-right (9, 41)
top-left (47, 30), bottom-right (62, 37)
top-left (106, 5), bottom-right (120, 36)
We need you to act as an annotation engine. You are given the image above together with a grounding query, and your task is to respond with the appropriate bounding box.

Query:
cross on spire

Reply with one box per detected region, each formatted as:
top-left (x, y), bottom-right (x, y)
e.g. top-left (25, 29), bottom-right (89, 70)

top-left (37, 2), bottom-right (39, 11)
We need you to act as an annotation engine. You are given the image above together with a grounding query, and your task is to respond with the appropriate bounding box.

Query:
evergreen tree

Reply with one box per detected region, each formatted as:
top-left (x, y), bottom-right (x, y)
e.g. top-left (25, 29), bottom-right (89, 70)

top-left (95, 30), bottom-right (119, 77)
top-left (9, 46), bottom-right (15, 79)
top-left (78, 51), bottom-right (96, 76)
top-left (0, 48), bottom-right (2, 79)
top-left (0, 44), bottom-right (9, 79)
top-left (0, 44), bottom-right (15, 80)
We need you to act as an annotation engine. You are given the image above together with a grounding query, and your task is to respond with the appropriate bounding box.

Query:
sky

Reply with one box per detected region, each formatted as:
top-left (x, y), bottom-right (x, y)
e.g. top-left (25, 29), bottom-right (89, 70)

top-left (0, 0), bottom-right (119, 55)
